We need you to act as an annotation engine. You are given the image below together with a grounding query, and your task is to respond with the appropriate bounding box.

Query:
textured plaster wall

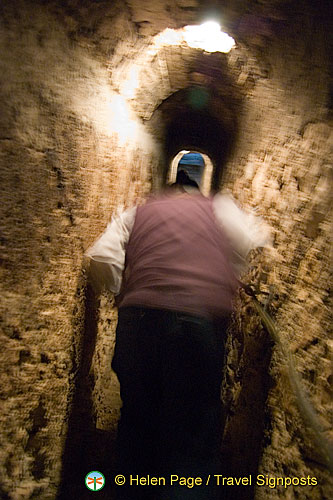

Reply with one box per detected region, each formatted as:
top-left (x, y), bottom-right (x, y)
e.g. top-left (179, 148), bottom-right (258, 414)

top-left (0, 1), bottom-right (332, 500)
top-left (0, 1), bottom-right (159, 499)
top-left (220, 8), bottom-right (332, 500)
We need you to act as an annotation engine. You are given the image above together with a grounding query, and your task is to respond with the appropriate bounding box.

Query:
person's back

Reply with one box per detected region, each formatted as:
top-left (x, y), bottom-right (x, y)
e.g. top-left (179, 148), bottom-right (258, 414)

top-left (85, 173), bottom-right (270, 500)
top-left (120, 192), bottom-right (238, 318)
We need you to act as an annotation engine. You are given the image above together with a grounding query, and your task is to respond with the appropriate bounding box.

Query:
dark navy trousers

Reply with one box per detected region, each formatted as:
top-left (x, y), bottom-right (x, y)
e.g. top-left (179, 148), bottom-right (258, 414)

top-left (111, 307), bottom-right (228, 500)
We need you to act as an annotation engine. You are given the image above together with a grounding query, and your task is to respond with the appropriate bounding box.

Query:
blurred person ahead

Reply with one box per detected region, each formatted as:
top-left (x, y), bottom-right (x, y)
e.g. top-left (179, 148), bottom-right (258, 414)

top-left (85, 170), bottom-right (269, 500)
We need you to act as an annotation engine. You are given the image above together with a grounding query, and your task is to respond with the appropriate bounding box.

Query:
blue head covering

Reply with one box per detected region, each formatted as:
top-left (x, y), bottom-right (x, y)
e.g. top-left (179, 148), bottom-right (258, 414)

top-left (178, 153), bottom-right (204, 168)
top-left (178, 153), bottom-right (204, 186)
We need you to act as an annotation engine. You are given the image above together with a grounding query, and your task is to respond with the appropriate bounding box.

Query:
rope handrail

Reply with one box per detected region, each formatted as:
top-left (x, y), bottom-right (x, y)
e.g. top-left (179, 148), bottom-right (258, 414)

top-left (240, 282), bottom-right (333, 474)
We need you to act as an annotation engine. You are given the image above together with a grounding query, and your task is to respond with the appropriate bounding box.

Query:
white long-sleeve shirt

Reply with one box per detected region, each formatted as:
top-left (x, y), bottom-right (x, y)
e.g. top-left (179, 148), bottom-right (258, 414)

top-left (85, 193), bottom-right (271, 295)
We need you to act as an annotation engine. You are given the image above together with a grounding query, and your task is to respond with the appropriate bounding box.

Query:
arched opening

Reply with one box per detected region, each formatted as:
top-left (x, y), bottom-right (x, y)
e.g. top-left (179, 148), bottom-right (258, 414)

top-left (150, 83), bottom-right (241, 192)
top-left (167, 150), bottom-right (214, 196)
top-left (164, 104), bottom-right (235, 191)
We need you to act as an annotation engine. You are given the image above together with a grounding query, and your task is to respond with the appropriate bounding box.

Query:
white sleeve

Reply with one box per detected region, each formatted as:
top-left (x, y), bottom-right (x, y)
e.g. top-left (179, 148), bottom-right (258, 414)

top-left (212, 193), bottom-right (272, 275)
top-left (85, 207), bottom-right (137, 294)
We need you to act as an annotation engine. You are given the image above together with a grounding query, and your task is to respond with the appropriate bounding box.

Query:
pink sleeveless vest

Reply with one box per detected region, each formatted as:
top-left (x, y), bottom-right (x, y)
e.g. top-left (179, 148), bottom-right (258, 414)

top-left (119, 194), bottom-right (238, 318)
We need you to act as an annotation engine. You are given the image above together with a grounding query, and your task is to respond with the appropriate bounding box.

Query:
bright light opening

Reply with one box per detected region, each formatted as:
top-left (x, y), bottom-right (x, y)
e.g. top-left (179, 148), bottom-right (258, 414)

top-left (183, 21), bottom-right (235, 53)
top-left (168, 150), bottom-right (214, 196)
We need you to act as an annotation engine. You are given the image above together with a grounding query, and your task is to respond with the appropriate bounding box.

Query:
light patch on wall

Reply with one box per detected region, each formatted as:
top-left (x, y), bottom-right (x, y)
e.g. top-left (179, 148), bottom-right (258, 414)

top-left (107, 95), bottom-right (136, 145)
top-left (107, 94), bottom-right (155, 147)
top-left (183, 22), bottom-right (235, 53)
top-left (122, 65), bottom-right (140, 98)
top-left (151, 23), bottom-right (235, 54)
top-left (168, 150), bottom-right (190, 183)
top-left (153, 28), bottom-right (183, 49)
top-left (69, 64), bottom-right (157, 149)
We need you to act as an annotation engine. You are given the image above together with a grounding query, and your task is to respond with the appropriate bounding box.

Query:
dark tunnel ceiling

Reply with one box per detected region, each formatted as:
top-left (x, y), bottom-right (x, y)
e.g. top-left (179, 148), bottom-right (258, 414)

top-left (166, 108), bottom-right (232, 163)
top-left (163, 87), bottom-right (238, 189)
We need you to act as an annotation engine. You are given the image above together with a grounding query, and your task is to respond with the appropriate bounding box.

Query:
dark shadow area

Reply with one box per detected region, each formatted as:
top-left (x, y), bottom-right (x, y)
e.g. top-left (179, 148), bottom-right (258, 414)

top-left (57, 283), bottom-right (115, 499)
top-left (164, 105), bottom-right (233, 191)
top-left (219, 316), bottom-right (274, 500)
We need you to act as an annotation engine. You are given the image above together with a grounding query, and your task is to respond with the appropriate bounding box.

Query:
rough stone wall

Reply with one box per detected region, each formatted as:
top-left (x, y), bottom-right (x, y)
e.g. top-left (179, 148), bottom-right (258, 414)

top-left (0, 1), bottom-right (159, 499)
top-left (221, 4), bottom-right (332, 499)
